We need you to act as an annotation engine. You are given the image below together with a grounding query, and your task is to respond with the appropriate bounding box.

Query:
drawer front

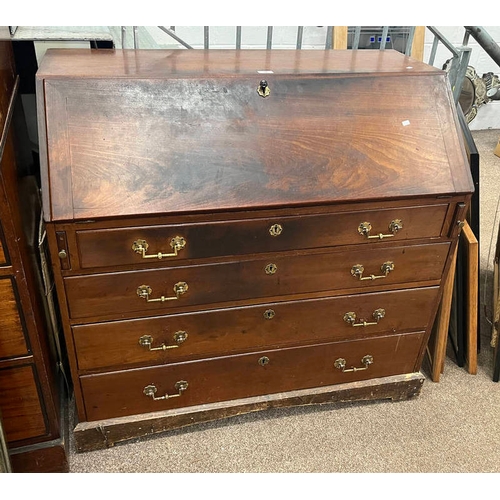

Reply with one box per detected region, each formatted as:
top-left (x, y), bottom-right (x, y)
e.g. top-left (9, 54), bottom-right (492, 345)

top-left (65, 242), bottom-right (450, 320)
top-left (0, 277), bottom-right (29, 359)
top-left (74, 287), bottom-right (439, 372)
top-left (80, 332), bottom-right (424, 421)
top-left (75, 204), bottom-right (449, 269)
top-left (0, 365), bottom-right (48, 443)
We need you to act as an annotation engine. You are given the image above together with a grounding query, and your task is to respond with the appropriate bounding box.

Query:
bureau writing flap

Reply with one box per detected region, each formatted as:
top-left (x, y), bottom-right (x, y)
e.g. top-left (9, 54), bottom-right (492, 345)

top-left (36, 49), bottom-right (474, 221)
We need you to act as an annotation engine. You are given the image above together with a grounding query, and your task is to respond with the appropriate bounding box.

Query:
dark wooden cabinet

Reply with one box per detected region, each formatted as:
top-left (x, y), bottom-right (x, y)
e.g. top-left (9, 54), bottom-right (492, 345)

top-left (0, 40), bottom-right (68, 472)
top-left (36, 49), bottom-right (474, 451)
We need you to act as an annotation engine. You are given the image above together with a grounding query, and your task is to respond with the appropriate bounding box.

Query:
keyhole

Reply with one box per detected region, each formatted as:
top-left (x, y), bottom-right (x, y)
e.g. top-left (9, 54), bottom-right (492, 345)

top-left (258, 356), bottom-right (270, 366)
top-left (269, 223), bottom-right (283, 236)
top-left (265, 263), bottom-right (278, 275)
top-left (263, 309), bottom-right (275, 320)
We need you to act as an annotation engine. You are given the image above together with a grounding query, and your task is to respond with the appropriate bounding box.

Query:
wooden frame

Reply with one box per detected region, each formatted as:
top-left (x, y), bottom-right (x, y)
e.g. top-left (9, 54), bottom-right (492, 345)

top-left (427, 220), bottom-right (478, 381)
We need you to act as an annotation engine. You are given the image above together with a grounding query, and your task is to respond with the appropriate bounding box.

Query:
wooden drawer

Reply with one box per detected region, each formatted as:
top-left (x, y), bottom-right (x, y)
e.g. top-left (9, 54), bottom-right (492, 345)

top-left (0, 364), bottom-right (48, 443)
top-left (75, 204), bottom-right (449, 269)
top-left (0, 277), bottom-right (29, 359)
top-left (74, 287), bottom-right (439, 372)
top-left (65, 242), bottom-right (450, 320)
top-left (80, 331), bottom-right (424, 421)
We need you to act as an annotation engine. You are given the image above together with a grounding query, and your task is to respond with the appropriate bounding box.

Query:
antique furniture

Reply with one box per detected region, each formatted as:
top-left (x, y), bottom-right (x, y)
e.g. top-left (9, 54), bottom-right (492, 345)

top-left (0, 40), bottom-right (68, 472)
top-left (36, 49), bottom-right (474, 451)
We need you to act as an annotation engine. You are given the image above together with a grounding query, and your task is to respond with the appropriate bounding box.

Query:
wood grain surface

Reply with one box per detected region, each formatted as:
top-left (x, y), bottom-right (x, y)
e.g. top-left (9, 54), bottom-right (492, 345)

top-left (74, 372), bottom-right (425, 452)
top-left (64, 242), bottom-right (450, 320)
top-left (0, 365), bottom-right (47, 443)
top-left (80, 331), bottom-right (424, 421)
top-left (37, 49), bottom-right (440, 79)
top-left (75, 204), bottom-right (449, 270)
top-left (73, 286), bottom-right (439, 372)
top-left (38, 50), bottom-right (473, 221)
top-left (0, 278), bottom-right (29, 359)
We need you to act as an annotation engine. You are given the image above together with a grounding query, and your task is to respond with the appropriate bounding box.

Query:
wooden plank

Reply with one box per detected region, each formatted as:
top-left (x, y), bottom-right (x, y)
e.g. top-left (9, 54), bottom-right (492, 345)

top-left (461, 221), bottom-right (478, 374)
top-left (411, 27), bottom-right (426, 61)
top-left (333, 27), bottom-right (348, 49)
top-left (74, 372), bottom-right (425, 452)
top-left (431, 242), bottom-right (458, 382)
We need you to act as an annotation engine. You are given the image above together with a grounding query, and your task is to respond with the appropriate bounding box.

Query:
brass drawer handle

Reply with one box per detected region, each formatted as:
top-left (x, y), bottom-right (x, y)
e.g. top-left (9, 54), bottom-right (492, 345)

top-left (143, 381), bottom-right (188, 401)
top-left (137, 282), bottom-right (188, 302)
top-left (343, 309), bottom-right (385, 327)
top-left (351, 261), bottom-right (394, 281)
top-left (358, 219), bottom-right (403, 240)
top-left (334, 355), bottom-right (374, 373)
top-left (132, 236), bottom-right (186, 260)
top-left (139, 331), bottom-right (188, 351)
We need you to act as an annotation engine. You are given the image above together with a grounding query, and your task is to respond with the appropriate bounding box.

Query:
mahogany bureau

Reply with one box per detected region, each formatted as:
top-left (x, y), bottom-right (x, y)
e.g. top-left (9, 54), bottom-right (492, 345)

top-left (36, 48), bottom-right (474, 451)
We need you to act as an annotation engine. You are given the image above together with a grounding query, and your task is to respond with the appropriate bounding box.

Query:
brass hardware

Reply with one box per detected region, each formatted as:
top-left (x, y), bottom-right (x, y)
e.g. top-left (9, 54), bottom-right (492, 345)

top-left (263, 309), bottom-right (275, 320)
top-left (265, 263), bottom-right (278, 275)
top-left (257, 79), bottom-right (270, 98)
top-left (258, 356), bottom-right (270, 366)
top-left (358, 219), bottom-right (403, 240)
top-left (269, 223), bottom-right (283, 237)
top-left (389, 219), bottom-right (403, 234)
top-left (58, 249), bottom-right (67, 259)
top-left (351, 261), bottom-right (394, 281)
top-left (143, 381), bottom-right (188, 401)
top-left (457, 220), bottom-right (465, 228)
top-left (137, 282), bottom-right (188, 302)
top-left (132, 236), bottom-right (186, 260)
top-left (334, 355), bottom-right (374, 373)
top-left (139, 331), bottom-right (188, 351)
top-left (343, 308), bottom-right (386, 327)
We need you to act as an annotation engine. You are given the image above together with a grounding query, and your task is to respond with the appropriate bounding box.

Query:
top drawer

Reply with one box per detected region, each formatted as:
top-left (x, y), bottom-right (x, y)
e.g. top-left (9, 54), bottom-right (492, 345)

top-left (75, 204), bottom-right (448, 269)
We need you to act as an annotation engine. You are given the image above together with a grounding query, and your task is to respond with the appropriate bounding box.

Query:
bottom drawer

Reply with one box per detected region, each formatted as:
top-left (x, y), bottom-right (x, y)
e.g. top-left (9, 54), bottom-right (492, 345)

top-left (81, 332), bottom-right (424, 421)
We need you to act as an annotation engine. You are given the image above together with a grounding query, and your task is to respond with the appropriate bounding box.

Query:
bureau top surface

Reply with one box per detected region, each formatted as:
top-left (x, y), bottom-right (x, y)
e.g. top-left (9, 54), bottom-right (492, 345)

top-left (37, 48), bottom-right (439, 79)
top-left (37, 49), bottom-right (473, 222)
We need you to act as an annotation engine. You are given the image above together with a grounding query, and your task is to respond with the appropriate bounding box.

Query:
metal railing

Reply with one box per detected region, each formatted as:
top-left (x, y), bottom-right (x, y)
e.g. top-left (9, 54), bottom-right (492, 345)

top-left (119, 25), bottom-right (488, 106)
top-left (121, 26), bottom-right (416, 53)
top-left (427, 26), bottom-right (472, 103)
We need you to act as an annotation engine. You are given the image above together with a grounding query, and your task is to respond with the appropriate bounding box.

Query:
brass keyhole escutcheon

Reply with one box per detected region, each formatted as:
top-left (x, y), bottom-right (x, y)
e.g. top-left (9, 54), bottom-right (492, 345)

top-left (269, 223), bottom-right (283, 237)
top-left (265, 263), bottom-right (278, 275)
top-left (257, 79), bottom-right (270, 98)
top-left (258, 356), bottom-right (270, 366)
top-left (263, 309), bottom-right (275, 320)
